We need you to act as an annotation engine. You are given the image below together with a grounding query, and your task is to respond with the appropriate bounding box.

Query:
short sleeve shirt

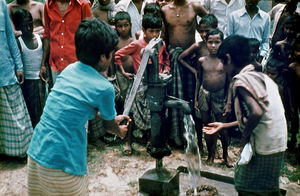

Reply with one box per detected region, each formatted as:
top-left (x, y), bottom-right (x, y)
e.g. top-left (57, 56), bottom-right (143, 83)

top-left (27, 61), bottom-right (116, 175)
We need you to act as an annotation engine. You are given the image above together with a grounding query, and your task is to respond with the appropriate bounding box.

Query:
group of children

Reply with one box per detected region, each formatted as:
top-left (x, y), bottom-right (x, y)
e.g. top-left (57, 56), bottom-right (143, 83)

top-left (8, 0), bottom-right (300, 164)
top-left (1, 0), bottom-right (299, 194)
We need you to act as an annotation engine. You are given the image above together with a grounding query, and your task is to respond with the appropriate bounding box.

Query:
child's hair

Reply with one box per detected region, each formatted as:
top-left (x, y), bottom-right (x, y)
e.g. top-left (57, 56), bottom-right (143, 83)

top-left (114, 11), bottom-right (131, 25)
top-left (217, 35), bottom-right (250, 68)
top-left (142, 13), bottom-right (162, 30)
top-left (248, 38), bottom-right (260, 51)
top-left (144, 2), bottom-right (162, 17)
top-left (266, 57), bottom-right (285, 69)
top-left (75, 18), bottom-right (118, 67)
top-left (199, 14), bottom-right (218, 29)
top-left (206, 29), bottom-right (224, 41)
top-left (284, 14), bottom-right (300, 29)
top-left (12, 8), bottom-right (33, 31)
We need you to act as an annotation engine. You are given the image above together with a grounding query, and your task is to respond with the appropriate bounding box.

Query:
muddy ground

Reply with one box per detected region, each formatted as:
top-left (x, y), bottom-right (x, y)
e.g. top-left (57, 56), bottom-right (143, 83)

top-left (0, 136), bottom-right (299, 196)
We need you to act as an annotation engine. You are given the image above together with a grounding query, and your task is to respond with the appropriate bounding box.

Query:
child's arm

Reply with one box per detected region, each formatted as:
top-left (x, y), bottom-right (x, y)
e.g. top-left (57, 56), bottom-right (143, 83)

top-left (223, 78), bottom-right (233, 116)
top-left (160, 43), bottom-right (170, 74)
top-left (114, 42), bottom-right (137, 80)
top-left (178, 43), bottom-right (199, 79)
top-left (40, 37), bottom-right (50, 82)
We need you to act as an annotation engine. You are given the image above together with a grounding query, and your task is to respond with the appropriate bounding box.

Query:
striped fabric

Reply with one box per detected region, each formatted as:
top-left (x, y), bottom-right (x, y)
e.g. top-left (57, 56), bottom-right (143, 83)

top-left (0, 84), bottom-right (33, 157)
top-left (124, 81), bottom-right (151, 131)
top-left (28, 157), bottom-right (89, 196)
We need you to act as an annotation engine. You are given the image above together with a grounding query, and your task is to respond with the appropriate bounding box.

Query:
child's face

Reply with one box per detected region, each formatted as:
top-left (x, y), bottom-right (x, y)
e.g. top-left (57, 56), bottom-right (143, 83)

top-left (157, 0), bottom-right (172, 7)
top-left (284, 24), bottom-right (296, 38)
top-left (197, 24), bottom-right (212, 42)
top-left (266, 65), bottom-right (279, 80)
top-left (116, 19), bottom-right (131, 38)
top-left (293, 43), bottom-right (300, 60)
top-left (143, 28), bottom-right (160, 42)
top-left (98, 0), bottom-right (110, 6)
top-left (206, 34), bottom-right (222, 55)
top-left (245, 0), bottom-right (260, 7)
top-left (20, 18), bottom-right (33, 37)
top-left (250, 47), bottom-right (259, 61)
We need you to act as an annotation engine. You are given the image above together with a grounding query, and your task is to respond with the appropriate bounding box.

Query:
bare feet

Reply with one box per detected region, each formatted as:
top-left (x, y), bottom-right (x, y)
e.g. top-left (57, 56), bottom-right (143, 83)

top-left (223, 156), bottom-right (233, 168)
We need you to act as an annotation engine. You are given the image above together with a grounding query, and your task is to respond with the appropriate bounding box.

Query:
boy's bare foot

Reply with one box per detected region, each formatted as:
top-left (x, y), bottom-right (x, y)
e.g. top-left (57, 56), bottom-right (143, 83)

top-left (123, 144), bottom-right (132, 155)
top-left (223, 157), bottom-right (233, 168)
top-left (215, 150), bottom-right (222, 159)
top-left (206, 156), bottom-right (214, 164)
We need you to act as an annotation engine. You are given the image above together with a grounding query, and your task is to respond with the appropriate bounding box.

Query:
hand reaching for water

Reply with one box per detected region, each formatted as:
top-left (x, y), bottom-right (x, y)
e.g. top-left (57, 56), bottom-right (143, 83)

top-left (202, 122), bottom-right (224, 135)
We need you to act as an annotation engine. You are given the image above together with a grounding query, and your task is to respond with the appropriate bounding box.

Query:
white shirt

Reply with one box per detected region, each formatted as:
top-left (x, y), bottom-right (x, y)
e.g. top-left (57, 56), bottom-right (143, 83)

top-left (226, 7), bottom-right (270, 58)
top-left (201, 0), bottom-right (245, 33)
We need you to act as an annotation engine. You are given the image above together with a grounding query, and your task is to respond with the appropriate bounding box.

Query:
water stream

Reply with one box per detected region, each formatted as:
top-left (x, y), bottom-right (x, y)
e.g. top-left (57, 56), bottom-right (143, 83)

top-left (183, 114), bottom-right (202, 195)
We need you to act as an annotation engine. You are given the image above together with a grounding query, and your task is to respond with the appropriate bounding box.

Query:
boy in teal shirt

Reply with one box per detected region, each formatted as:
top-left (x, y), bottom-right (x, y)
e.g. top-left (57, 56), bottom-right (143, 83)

top-left (27, 18), bottom-right (130, 195)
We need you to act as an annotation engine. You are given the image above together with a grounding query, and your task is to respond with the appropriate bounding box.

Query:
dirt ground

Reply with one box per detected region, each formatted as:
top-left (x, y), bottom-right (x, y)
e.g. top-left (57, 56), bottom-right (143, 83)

top-left (0, 136), bottom-right (299, 196)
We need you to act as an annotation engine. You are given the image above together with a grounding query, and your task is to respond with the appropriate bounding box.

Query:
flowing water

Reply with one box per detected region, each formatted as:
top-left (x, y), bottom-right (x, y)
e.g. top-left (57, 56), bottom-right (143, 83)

top-left (183, 114), bottom-right (202, 195)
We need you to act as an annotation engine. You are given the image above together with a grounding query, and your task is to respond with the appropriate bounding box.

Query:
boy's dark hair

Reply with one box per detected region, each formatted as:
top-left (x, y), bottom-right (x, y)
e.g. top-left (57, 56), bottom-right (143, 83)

top-left (144, 2), bottom-right (162, 17)
top-left (217, 35), bottom-right (250, 68)
top-left (142, 13), bottom-right (162, 30)
top-left (75, 18), bottom-right (118, 67)
top-left (284, 14), bottom-right (300, 26)
top-left (199, 14), bottom-right (218, 29)
top-left (266, 57), bottom-right (285, 68)
top-left (114, 11), bottom-right (131, 25)
top-left (12, 8), bottom-right (33, 30)
top-left (248, 38), bottom-right (260, 50)
top-left (206, 29), bottom-right (224, 41)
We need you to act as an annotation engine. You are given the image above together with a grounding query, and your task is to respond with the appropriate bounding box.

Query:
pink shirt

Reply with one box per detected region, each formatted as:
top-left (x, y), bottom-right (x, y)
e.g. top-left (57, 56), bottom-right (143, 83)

top-left (114, 38), bottom-right (170, 74)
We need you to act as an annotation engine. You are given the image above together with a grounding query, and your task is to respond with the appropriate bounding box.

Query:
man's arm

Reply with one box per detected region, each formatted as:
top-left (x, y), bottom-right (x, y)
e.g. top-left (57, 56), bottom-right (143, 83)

top-left (178, 43), bottom-right (198, 77)
top-left (193, 2), bottom-right (208, 17)
top-left (40, 37), bottom-right (50, 82)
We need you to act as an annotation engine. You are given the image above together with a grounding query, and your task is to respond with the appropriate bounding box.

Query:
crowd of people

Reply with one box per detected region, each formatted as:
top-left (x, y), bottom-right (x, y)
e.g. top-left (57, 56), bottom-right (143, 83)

top-left (0, 0), bottom-right (299, 194)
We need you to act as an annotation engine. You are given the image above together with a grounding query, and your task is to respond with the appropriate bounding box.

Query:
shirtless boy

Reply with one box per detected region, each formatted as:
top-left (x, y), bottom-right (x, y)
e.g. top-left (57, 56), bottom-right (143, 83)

top-left (8, 0), bottom-right (44, 36)
top-left (178, 13), bottom-right (218, 150)
top-left (195, 29), bottom-right (231, 166)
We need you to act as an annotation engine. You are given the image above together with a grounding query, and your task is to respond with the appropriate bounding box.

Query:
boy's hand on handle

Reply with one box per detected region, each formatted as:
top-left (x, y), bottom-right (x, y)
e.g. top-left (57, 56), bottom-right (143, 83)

top-left (40, 64), bottom-right (48, 82)
top-left (203, 122), bottom-right (224, 135)
top-left (115, 115), bottom-right (131, 139)
top-left (16, 71), bottom-right (24, 84)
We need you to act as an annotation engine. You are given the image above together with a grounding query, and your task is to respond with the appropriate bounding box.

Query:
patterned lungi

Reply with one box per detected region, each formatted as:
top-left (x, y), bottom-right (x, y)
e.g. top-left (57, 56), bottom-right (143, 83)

top-left (234, 151), bottom-right (284, 193)
top-left (0, 84), bottom-right (33, 157)
top-left (197, 85), bottom-right (226, 116)
top-left (21, 79), bottom-right (45, 128)
top-left (125, 81), bottom-right (151, 130)
top-left (27, 157), bottom-right (89, 195)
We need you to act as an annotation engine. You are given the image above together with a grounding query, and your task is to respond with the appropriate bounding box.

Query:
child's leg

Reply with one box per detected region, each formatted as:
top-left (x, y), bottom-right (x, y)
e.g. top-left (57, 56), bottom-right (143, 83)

top-left (124, 120), bottom-right (133, 155)
top-left (216, 114), bottom-right (232, 167)
top-left (202, 110), bottom-right (217, 162)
